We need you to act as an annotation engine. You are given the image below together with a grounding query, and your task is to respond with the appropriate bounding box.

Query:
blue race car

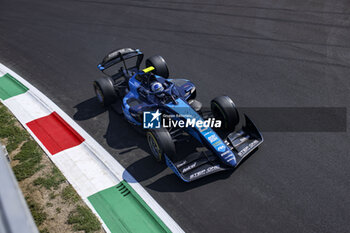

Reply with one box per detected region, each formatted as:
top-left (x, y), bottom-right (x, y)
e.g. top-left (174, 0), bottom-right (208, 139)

top-left (94, 48), bottom-right (263, 182)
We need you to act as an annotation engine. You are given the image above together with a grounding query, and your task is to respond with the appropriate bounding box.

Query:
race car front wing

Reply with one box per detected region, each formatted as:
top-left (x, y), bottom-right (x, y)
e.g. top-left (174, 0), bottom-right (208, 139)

top-left (165, 115), bottom-right (263, 182)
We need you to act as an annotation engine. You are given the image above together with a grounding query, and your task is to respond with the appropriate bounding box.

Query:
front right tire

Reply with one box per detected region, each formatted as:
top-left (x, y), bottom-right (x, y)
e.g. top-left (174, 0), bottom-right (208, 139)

top-left (211, 96), bottom-right (240, 131)
top-left (145, 55), bottom-right (169, 78)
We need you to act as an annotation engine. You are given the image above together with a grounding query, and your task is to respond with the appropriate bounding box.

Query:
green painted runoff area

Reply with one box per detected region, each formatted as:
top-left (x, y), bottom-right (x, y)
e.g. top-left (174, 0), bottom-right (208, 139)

top-left (0, 73), bottom-right (28, 100)
top-left (88, 181), bottom-right (170, 233)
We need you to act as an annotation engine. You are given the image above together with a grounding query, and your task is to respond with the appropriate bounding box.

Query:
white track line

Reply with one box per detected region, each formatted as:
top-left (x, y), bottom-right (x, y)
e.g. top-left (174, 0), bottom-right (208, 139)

top-left (0, 63), bottom-right (184, 233)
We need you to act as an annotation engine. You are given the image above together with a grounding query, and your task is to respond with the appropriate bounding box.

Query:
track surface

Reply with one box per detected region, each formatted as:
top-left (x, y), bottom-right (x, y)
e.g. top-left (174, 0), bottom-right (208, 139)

top-left (0, 0), bottom-right (349, 232)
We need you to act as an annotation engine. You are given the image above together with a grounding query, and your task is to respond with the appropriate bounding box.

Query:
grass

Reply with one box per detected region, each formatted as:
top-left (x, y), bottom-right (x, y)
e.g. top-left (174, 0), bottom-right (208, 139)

top-left (1, 102), bottom-right (102, 232)
top-left (40, 228), bottom-right (49, 233)
top-left (0, 104), bottom-right (44, 181)
top-left (61, 185), bottom-right (80, 203)
top-left (26, 196), bottom-right (47, 226)
top-left (0, 105), bottom-right (29, 153)
top-left (12, 140), bottom-right (44, 181)
top-left (33, 166), bottom-right (66, 190)
top-left (49, 192), bottom-right (57, 200)
top-left (68, 206), bottom-right (101, 233)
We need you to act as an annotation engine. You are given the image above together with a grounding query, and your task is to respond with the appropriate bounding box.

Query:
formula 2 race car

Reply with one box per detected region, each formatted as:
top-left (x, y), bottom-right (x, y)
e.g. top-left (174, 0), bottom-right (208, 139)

top-left (94, 48), bottom-right (263, 182)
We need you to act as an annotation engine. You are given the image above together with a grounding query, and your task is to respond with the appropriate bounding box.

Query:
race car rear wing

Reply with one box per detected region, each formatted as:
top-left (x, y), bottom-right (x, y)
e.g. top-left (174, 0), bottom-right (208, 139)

top-left (97, 48), bottom-right (144, 73)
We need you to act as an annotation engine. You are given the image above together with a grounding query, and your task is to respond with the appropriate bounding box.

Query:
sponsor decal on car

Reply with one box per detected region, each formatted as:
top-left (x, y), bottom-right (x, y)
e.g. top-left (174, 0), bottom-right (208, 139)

top-left (221, 150), bottom-right (231, 157)
top-left (208, 135), bottom-right (218, 143)
top-left (189, 165), bottom-right (221, 180)
top-left (217, 145), bottom-right (226, 152)
top-left (238, 140), bottom-right (260, 157)
top-left (212, 141), bottom-right (221, 146)
top-left (182, 162), bottom-right (197, 173)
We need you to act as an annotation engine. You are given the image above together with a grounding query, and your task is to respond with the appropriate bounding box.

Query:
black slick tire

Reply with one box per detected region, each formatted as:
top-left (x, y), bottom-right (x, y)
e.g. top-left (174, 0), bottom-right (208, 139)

top-left (146, 128), bottom-right (176, 162)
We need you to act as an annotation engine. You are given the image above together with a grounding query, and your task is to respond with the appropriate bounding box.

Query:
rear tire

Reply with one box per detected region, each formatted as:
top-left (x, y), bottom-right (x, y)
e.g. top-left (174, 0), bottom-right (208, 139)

top-left (145, 55), bottom-right (169, 78)
top-left (211, 96), bottom-right (239, 131)
top-left (93, 77), bottom-right (117, 107)
top-left (147, 128), bottom-right (176, 162)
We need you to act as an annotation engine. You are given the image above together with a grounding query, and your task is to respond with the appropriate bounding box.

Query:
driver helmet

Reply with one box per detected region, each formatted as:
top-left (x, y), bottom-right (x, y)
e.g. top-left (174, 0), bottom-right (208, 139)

top-left (150, 82), bottom-right (164, 93)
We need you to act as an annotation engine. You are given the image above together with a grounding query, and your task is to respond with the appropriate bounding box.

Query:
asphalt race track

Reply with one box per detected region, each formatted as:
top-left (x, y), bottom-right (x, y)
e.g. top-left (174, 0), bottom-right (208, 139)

top-left (0, 0), bottom-right (349, 232)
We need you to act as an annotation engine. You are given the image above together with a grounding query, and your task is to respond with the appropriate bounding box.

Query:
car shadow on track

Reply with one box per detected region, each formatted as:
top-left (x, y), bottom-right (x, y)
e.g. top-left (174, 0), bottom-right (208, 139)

top-left (73, 97), bottom-right (106, 121)
top-left (122, 138), bottom-right (204, 183)
top-left (145, 170), bottom-right (235, 192)
top-left (73, 97), bottom-right (168, 180)
top-left (143, 148), bottom-right (260, 192)
top-left (73, 97), bottom-right (148, 150)
top-left (105, 110), bottom-right (148, 151)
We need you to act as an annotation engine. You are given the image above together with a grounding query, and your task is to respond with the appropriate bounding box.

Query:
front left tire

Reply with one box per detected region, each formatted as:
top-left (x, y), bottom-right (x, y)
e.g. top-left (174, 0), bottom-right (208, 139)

top-left (147, 128), bottom-right (176, 162)
top-left (93, 77), bottom-right (117, 107)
